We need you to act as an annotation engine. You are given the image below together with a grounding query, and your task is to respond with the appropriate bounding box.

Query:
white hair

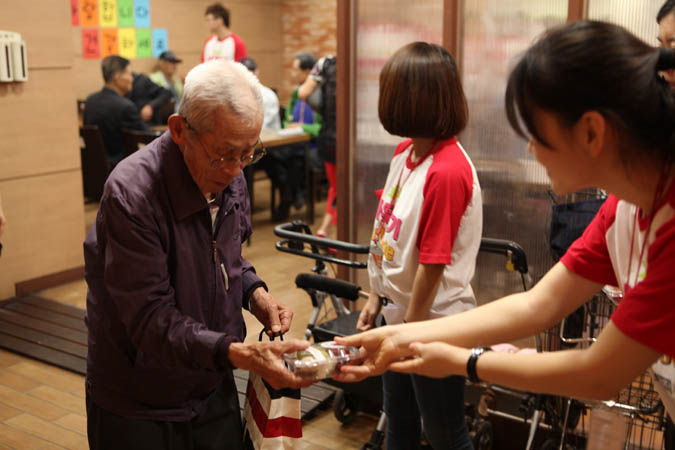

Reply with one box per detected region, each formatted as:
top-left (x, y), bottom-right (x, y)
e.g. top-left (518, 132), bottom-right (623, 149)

top-left (178, 59), bottom-right (263, 132)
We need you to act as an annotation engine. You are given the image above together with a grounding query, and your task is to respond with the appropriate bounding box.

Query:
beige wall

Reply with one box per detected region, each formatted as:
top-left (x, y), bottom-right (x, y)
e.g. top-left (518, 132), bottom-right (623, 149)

top-left (73, 0), bottom-right (284, 101)
top-left (0, 1), bottom-right (85, 299)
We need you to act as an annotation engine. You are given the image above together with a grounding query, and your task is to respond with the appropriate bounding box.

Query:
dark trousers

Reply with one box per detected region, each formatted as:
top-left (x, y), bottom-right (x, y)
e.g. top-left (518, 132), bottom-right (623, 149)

top-left (87, 382), bottom-right (244, 450)
top-left (382, 370), bottom-right (473, 450)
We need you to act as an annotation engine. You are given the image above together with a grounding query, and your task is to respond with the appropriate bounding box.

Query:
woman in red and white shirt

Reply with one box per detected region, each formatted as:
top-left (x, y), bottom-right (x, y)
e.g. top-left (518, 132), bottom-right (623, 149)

top-left (337, 21), bottom-right (675, 422)
top-left (356, 42), bottom-right (480, 450)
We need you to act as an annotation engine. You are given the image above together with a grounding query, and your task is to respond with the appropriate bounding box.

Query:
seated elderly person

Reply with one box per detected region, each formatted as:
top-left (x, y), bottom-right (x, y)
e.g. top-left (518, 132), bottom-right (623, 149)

top-left (83, 55), bottom-right (148, 167)
top-left (84, 60), bottom-right (311, 450)
top-left (128, 71), bottom-right (174, 124)
top-left (149, 50), bottom-right (184, 108)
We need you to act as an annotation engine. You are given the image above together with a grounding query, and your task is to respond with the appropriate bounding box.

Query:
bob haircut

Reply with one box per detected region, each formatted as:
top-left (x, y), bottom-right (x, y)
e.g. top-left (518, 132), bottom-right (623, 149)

top-left (505, 20), bottom-right (675, 166)
top-left (378, 42), bottom-right (468, 140)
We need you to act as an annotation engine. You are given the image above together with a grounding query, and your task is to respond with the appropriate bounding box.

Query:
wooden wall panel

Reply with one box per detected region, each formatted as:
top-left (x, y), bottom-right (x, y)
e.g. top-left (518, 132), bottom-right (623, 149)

top-left (0, 69), bottom-right (80, 180)
top-left (0, 172), bottom-right (85, 300)
top-left (0, 1), bottom-right (84, 300)
top-left (0, 0), bottom-right (71, 68)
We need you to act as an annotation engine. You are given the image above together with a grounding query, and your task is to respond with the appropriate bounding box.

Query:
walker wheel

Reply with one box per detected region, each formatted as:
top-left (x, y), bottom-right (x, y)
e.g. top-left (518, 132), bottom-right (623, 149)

top-left (537, 438), bottom-right (558, 450)
top-left (333, 389), bottom-right (360, 425)
top-left (472, 419), bottom-right (494, 450)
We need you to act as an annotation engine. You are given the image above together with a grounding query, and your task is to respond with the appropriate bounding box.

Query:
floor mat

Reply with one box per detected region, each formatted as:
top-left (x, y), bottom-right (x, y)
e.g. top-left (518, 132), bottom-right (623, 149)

top-left (0, 295), bottom-right (336, 419)
top-left (0, 295), bottom-right (87, 374)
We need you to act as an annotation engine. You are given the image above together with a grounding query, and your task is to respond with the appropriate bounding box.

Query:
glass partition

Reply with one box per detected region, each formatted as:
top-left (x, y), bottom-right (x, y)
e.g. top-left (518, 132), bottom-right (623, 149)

top-left (460, 1), bottom-right (568, 306)
top-left (351, 0), bottom-right (444, 287)
top-left (588, 0), bottom-right (661, 45)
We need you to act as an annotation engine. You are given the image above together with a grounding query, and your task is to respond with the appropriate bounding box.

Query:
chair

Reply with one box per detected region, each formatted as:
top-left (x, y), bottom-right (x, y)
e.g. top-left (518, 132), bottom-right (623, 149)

top-left (79, 125), bottom-right (110, 202)
top-left (121, 128), bottom-right (162, 156)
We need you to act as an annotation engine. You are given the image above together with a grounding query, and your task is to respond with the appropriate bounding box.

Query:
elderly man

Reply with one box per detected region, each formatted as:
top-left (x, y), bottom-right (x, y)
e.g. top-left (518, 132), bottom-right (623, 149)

top-left (84, 60), bottom-right (310, 450)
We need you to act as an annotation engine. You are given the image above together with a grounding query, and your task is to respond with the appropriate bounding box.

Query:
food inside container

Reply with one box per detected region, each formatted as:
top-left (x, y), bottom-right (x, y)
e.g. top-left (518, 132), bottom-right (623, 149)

top-left (283, 342), bottom-right (363, 380)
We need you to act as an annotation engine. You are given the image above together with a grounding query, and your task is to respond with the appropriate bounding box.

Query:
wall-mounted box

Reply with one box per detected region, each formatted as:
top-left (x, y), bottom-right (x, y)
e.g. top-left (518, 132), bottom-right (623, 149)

top-left (0, 31), bottom-right (27, 82)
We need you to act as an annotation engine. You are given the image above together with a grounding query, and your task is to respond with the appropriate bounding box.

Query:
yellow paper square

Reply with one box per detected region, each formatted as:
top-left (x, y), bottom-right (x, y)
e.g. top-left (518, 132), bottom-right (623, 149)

top-left (118, 28), bottom-right (136, 59)
top-left (99, 0), bottom-right (118, 27)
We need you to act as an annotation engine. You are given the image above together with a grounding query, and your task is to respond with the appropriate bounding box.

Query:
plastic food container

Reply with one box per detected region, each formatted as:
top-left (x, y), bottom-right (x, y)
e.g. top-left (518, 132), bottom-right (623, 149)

top-left (283, 342), bottom-right (363, 380)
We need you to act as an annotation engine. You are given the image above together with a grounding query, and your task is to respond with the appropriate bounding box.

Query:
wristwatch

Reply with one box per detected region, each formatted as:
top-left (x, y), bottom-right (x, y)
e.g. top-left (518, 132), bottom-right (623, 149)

top-left (466, 346), bottom-right (492, 383)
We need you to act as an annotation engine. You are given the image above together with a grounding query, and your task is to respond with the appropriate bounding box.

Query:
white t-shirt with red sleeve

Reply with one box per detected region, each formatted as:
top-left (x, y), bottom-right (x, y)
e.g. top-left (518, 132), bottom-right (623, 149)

top-left (368, 138), bottom-right (483, 325)
top-left (201, 33), bottom-right (247, 63)
top-left (561, 183), bottom-right (675, 417)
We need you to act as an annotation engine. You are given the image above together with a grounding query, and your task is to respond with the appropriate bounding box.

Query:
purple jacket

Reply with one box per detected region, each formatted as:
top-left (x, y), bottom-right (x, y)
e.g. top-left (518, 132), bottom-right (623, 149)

top-left (84, 131), bottom-right (264, 420)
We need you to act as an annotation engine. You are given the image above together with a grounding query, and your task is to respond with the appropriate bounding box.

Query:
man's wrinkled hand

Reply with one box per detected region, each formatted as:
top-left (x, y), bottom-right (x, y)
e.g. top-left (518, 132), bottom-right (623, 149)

top-left (250, 287), bottom-right (293, 337)
top-left (229, 339), bottom-right (313, 389)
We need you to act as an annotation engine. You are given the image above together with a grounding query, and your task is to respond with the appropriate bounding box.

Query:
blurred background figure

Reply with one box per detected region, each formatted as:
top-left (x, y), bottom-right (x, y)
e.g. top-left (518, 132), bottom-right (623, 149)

top-left (202, 3), bottom-right (247, 63)
top-left (149, 50), bottom-right (184, 112)
top-left (239, 57), bottom-right (281, 131)
top-left (286, 52), bottom-right (321, 135)
top-left (281, 52), bottom-right (323, 216)
top-left (127, 71), bottom-right (173, 125)
top-left (299, 56), bottom-right (337, 237)
top-left (83, 55), bottom-right (147, 167)
top-left (658, 0), bottom-right (675, 88)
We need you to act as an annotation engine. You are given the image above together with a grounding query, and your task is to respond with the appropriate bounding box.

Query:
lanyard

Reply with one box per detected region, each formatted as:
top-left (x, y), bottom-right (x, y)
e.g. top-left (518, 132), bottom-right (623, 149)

top-left (625, 164), bottom-right (672, 287)
top-left (374, 141), bottom-right (437, 242)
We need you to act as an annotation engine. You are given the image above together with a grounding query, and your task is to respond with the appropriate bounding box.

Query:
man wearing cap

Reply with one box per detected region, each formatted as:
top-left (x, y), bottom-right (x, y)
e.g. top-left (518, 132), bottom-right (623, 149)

top-left (150, 50), bottom-right (184, 106)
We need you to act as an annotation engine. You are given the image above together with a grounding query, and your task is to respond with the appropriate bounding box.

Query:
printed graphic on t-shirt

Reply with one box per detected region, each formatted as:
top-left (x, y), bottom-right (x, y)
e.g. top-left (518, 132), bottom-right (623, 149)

top-left (367, 138), bottom-right (482, 324)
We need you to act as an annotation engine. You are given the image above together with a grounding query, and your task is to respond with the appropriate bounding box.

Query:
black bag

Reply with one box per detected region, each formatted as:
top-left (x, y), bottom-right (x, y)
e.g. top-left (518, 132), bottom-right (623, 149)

top-left (550, 197), bottom-right (606, 260)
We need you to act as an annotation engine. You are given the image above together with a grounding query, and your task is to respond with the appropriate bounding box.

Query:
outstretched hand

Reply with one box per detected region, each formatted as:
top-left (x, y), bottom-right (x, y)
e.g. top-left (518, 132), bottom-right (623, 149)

top-left (387, 342), bottom-right (470, 379)
top-left (332, 325), bottom-right (411, 383)
top-left (229, 339), bottom-right (313, 389)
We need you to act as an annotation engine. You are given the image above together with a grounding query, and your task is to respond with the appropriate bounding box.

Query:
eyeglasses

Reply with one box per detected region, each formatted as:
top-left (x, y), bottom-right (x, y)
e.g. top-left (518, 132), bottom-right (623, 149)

top-left (182, 116), bottom-right (267, 169)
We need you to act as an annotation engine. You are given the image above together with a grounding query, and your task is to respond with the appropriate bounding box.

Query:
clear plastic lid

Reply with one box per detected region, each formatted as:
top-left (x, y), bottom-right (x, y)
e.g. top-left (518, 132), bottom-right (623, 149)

top-left (283, 341), bottom-right (363, 380)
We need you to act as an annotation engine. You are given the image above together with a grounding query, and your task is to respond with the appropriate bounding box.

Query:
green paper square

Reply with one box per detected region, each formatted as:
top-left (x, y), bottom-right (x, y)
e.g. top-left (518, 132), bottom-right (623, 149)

top-left (118, 0), bottom-right (134, 28)
top-left (136, 28), bottom-right (152, 59)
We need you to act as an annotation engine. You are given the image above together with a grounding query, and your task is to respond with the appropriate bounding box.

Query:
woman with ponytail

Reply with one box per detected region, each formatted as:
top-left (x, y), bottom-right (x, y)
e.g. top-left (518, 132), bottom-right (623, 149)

top-left (336, 20), bottom-right (675, 419)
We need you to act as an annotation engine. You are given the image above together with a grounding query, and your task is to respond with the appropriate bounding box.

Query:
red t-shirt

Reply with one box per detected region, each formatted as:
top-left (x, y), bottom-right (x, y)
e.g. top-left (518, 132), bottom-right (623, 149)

top-left (561, 182), bottom-right (675, 415)
top-left (201, 33), bottom-right (247, 63)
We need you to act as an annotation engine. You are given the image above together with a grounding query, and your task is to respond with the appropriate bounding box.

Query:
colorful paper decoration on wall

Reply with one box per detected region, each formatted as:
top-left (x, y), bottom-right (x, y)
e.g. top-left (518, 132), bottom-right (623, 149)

top-left (151, 28), bottom-right (168, 58)
top-left (99, 0), bottom-right (118, 27)
top-left (136, 29), bottom-right (152, 59)
top-left (134, 0), bottom-right (151, 28)
top-left (71, 0), bottom-right (80, 26)
top-left (75, 0), bottom-right (168, 60)
top-left (101, 29), bottom-right (119, 58)
top-left (80, 0), bottom-right (98, 27)
top-left (82, 29), bottom-right (100, 59)
top-left (118, 0), bottom-right (134, 27)
top-left (118, 28), bottom-right (137, 59)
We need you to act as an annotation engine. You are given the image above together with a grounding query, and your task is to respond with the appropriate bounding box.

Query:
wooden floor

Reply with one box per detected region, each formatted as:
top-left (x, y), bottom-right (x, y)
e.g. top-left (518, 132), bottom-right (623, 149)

top-left (0, 178), bottom-right (379, 449)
